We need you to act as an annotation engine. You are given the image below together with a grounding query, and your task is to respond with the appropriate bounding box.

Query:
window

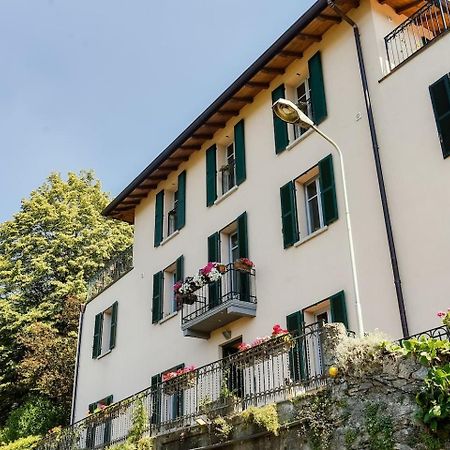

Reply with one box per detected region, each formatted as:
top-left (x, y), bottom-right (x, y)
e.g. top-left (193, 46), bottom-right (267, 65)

top-left (272, 51), bottom-right (327, 154)
top-left (429, 73), bottom-right (450, 158)
top-left (92, 302), bottom-right (118, 359)
top-left (152, 256), bottom-right (184, 324)
top-left (154, 171), bottom-right (186, 247)
top-left (86, 395), bottom-right (113, 448)
top-left (206, 120), bottom-right (246, 206)
top-left (280, 155), bottom-right (337, 248)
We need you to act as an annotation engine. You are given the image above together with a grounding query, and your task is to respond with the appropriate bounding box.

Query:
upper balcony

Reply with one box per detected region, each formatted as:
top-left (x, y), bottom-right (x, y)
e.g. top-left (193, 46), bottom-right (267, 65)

top-left (87, 246), bottom-right (133, 301)
top-left (384, 0), bottom-right (450, 71)
top-left (180, 262), bottom-right (257, 339)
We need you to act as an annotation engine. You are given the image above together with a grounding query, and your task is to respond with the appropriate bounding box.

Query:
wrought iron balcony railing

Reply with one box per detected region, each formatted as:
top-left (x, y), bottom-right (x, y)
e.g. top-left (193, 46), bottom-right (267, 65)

top-left (37, 322), bottom-right (332, 450)
top-left (87, 246), bottom-right (133, 301)
top-left (384, 0), bottom-right (450, 70)
top-left (180, 263), bottom-right (257, 338)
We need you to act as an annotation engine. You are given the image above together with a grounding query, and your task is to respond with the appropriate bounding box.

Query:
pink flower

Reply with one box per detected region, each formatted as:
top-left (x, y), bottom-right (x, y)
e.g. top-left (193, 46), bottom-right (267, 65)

top-left (200, 262), bottom-right (217, 276)
top-left (239, 258), bottom-right (254, 267)
top-left (173, 281), bottom-right (183, 292)
top-left (437, 311), bottom-right (446, 318)
top-left (238, 342), bottom-right (251, 352)
top-left (272, 324), bottom-right (288, 336)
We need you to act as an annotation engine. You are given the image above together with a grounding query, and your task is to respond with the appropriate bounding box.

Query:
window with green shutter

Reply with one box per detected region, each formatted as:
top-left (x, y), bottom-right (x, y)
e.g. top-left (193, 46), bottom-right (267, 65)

top-left (286, 311), bottom-right (307, 381)
top-left (272, 84), bottom-right (289, 154)
top-left (92, 313), bottom-right (103, 359)
top-left (154, 190), bottom-right (164, 247)
top-left (86, 395), bottom-right (113, 447)
top-left (207, 232), bottom-right (221, 307)
top-left (176, 171), bottom-right (186, 229)
top-left (308, 51), bottom-right (327, 124)
top-left (330, 290), bottom-right (349, 329)
top-left (152, 271), bottom-right (164, 324)
top-left (109, 302), bottom-right (118, 350)
top-left (429, 74), bottom-right (450, 158)
top-left (234, 120), bottom-right (247, 185)
top-left (237, 212), bottom-right (250, 302)
top-left (318, 154), bottom-right (338, 225)
top-left (206, 145), bottom-right (217, 206)
top-left (280, 181), bottom-right (299, 248)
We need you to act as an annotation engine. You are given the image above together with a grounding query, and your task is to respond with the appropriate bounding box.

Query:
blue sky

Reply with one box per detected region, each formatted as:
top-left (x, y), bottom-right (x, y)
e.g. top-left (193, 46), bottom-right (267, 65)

top-left (0, 0), bottom-right (313, 223)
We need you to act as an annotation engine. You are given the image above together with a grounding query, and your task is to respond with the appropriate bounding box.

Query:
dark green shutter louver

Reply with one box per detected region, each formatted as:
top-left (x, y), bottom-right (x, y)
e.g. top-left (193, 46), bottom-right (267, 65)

top-left (280, 181), bottom-right (299, 248)
top-left (272, 84), bottom-right (289, 154)
top-left (176, 255), bottom-right (184, 282)
top-left (151, 374), bottom-right (162, 425)
top-left (318, 154), bottom-right (338, 225)
top-left (103, 395), bottom-right (113, 444)
top-left (286, 311), bottom-right (307, 381)
top-left (206, 145), bottom-right (217, 206)
top-left (234, 120), bottom-right (246, 185)
top-left (207, 232), bottom-right (221, 307)
top-left (172, 364), bottom-right (185, 418)
top-left (154, 190), bottom-right (164, 247)
top-left (152, 271), bottom-right (163, 324)
top-left (330, 290), bottom-right (349, 329)
top-left (176, 171), bottom-right (186, 229)
top-left (429, 74), bottom-right (450, 158)
top-left (237, 212), bottom-right (250, 302)
top-left (109, 302), bottom-right (118, 350)
top-left (308, 51), bottom-right (327, 124)
top-left (92, 313), bottom-right (103, 359)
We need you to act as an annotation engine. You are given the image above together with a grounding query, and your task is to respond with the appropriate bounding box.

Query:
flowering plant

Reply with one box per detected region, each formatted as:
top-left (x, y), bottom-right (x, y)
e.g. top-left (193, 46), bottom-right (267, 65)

top-left (437, 308), bottom-right (450, 328)
top-left (174, 262), bottom-right (224, 296)
top-left (162, 365), bottom-right (196, 382)
top-left (237, 257), bottom-right (255, 268)
top-left (237, 324), bottom-right (291, 352)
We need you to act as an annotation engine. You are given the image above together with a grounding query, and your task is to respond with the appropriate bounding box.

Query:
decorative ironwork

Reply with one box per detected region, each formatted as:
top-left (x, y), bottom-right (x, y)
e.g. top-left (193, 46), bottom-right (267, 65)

top-left (181, 263), bottom-right (257, 326)
top-left (37, 322), bottom-right (332, 450)
top-left (384, 0), bottom-right (450, 70)
top-left (87, 246), bottom-right (133, 301)
top-left (397, 325), bottom-right (450, 344)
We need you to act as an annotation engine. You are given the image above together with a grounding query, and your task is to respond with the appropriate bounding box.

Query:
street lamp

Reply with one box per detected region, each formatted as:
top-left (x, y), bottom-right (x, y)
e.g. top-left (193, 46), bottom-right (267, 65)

top-left (272, 99), bottom-right (364, 337)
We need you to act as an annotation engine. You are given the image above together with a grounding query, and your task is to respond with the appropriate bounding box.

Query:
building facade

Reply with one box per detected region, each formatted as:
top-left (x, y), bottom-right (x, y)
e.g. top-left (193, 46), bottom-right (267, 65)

top-left (72, 0), bottom-right (450, 430)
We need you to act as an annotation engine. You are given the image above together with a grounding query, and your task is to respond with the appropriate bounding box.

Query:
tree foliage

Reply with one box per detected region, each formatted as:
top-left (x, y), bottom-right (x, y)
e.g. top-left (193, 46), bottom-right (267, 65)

top-left (0, 171), bottom-right (133, 429)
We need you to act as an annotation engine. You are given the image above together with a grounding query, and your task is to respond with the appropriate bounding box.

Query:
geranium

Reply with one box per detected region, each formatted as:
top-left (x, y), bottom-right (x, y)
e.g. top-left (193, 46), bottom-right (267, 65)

top-left (162, 365), bottom-right (196, 382)
top-left (238, 324), bottom-right (292, 352)
top-left (200, 262), bottom-right (217, 276)
top-left (272, 324), bottom-right (288, 336)
top-left (238, 342), bottom-right (251, 351)
top-left (438, 308), bottom-right (450, 328)
top-left (173, 281), bottom-right (182, 292)
top-left (238, 257), bottom-right (254, 267)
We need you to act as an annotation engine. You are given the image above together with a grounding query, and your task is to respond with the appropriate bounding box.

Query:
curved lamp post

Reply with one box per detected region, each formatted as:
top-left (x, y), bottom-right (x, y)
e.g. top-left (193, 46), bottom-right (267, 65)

top-left (272, 99), bottom-right (364, 337)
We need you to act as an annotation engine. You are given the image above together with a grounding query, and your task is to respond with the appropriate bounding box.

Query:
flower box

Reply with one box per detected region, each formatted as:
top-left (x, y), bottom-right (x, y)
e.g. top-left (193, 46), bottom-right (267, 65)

top-left (163, 371), bottom-right (196, 396)
top-left (177, 293), bottom-right (197, 305)
top-left (233, 258), bottom-right (254, 273)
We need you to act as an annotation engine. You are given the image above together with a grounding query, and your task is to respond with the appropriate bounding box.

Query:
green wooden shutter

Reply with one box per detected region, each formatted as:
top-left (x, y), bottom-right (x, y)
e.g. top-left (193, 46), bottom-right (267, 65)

top-left (206, 145), bottom-right (217, 206)
top-left (207, 232), bottom-right (221, 308)
top-left (319, 154), bottom-right (338, 225)
top-left (92, 313), bottom-right (103, 359)
top-left (154, 190), bottom-right (164, 247)
top-left (429, 74), bottom-right (450, 158)
top-left (176, 255), bottom-right (184, 282)
top-left (103, 395), bottom-right (113, 444)
top-left (151, 374), bottom-right (162, 426)
top-left (152, 271), bottom-right (163, 324)
top-left (176, 171), bottom-right (186, 229)
top-left (172, 363), bottom-right (185, 419)
top-left (280, 181), bottom-right (299, 248)
top-left (330, 290), bottom-right (349, 329)
top-left (272, 84), bottom-right (289, 154)
top-left (109, 302), bottom-right (118, 350)
top-left (308, 51), bottom-right (327, 124)
top-left (234, 120), bottom-right (247, 185)
top-left (286, 311), bottom-right (307, 381)
top-left (237, 212), bottom-right (250, 302)
top-left (88, 402), bottom-right (96, 414)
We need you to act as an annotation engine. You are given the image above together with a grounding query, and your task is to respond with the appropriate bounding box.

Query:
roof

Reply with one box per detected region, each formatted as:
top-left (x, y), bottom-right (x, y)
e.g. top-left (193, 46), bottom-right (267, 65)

top-left (104, 0), bottom-right (360, 223)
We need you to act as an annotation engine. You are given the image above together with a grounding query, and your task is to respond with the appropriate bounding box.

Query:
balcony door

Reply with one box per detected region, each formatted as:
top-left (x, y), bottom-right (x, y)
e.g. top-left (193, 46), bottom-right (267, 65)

top-left (222, 338), bottom-right (244, 400)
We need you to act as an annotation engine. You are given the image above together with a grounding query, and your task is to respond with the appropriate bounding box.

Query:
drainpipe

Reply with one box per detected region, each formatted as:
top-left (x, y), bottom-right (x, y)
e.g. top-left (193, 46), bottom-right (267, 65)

top-left (328, 1), bottom-right (409, 337)
top-left (70, 302), bottom-right (86, 424)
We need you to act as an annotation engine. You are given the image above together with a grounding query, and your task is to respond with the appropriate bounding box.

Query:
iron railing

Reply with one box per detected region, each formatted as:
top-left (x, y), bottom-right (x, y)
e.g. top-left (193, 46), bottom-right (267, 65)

top-left (181, 263), bottom-right (257, 326)
top-left (385, 0), bottom-right (450, 70)
top-left (220, 161), bottom-right (236, 195)
top-left (37, 322), bottom-right (330, 450)
top-left (397, 325), bottom-right (450, 344)
top-left (87, 246), bottom-right (133, 301)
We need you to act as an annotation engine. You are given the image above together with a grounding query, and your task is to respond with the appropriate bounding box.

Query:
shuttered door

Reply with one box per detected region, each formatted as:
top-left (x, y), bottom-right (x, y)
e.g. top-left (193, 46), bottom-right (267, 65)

top-left (308, 51), bottom-right (327, 124)
top-left (176, 171), bottom-right (186, 229)
top-left (286, 311), bottom-right (307, 381)
top-left (154, 190), bottom-right (164, 247)
top-left (272, 84), bottom-right (289, 153)
top-left (280, 181), bottom-right (299, 248)
top-left (330, 291), bottom-right (349, 329)
top-left (109, 302), bottom-right (118, 350)
top-left (151, 374), bottom-right (162, 426)
top-left (207, 232), bottom-right (221, 308)
top-left (429, 74), bottom-right (450, 158)
top-left (318, 154), bottom-right (338, 225)
top-left (92, 313), bottom-right (103, 359)
top-left (206, 145), bottom-right (217, 206)
top-left (152, 271), bottom-right (163, 324)
top-left (234, 120), bottom-right (247, 185)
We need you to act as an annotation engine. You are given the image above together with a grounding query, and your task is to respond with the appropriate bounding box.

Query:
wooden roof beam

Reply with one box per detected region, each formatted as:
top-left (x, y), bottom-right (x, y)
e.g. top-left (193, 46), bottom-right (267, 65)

top-left (396, 0), bottom-right (423, 13)
top-left (180, 145), bottom-right (200, 150)
top-left (192, 133), bottom-right (213, 140)
top-left (246, 81), bottom-right (270, 89)
top-left (261, 67), bottom-right (285, 75)
top-left (230, 96), bottom-right (254, 104)
top-left (139, 183), bottom-right (157, 189)
top-left (217, 110), bottom-right (240, 117)
top-left (318, 14), bottom-right (341, 23)
top-left (296, 33), bottom-right (322, 42)
top-left (205, 121), bottom-right (227, 128)
top-left (168, 156), bottom-right (190, 162)
top-left (128, 193), bottom-right (147, 199)
top-left (280, 50), bottom-right (303, 58)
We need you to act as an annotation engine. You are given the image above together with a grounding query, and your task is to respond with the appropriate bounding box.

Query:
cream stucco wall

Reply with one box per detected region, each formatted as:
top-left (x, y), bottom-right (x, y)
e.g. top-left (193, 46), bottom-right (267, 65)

top-left (73, 0), bottom-right (450, 422)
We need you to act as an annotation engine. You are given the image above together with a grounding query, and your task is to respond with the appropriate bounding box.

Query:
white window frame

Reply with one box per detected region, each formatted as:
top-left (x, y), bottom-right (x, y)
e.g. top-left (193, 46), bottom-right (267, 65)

top-left (304, 177), bottom-right (324, 235)
top-left (163, 262), bottom-right (178, 317)
top-left (293, 78), bottom-right (312, 141)
top-left (100, 307), bottom-right (112, 356)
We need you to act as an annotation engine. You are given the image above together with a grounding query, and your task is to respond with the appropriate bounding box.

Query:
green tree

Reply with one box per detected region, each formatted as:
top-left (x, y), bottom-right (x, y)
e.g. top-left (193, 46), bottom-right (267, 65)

top-left (0, 171), bottom-right (133, 428)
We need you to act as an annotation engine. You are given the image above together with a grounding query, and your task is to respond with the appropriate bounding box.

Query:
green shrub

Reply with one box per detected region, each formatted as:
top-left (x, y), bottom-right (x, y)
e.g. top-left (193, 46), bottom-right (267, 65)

top-left (2, 397), bottom-right (65, 442)
top-left (241, 404), bottom-right (280, 436)
top-left (0, 435), bottom-right (41, 450)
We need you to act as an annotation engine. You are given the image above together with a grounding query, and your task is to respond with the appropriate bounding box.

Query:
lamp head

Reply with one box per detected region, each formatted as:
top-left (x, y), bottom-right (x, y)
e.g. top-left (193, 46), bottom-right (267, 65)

top-left (272, 98), bottom-right (314, 129)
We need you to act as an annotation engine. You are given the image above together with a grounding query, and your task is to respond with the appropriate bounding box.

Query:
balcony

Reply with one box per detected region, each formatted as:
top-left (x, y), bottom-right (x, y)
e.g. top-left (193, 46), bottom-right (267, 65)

top-left (385, 0), bottom-right (450, 70)
top-left (181, 263), bottom-right (257, 339)
top-left (87, 246), bottom-right (133, 301)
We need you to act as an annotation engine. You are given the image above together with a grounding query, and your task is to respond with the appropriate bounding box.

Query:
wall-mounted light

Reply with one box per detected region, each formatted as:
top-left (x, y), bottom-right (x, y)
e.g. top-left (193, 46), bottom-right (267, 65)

top-left (222, 329), bottom-right (232, 340)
